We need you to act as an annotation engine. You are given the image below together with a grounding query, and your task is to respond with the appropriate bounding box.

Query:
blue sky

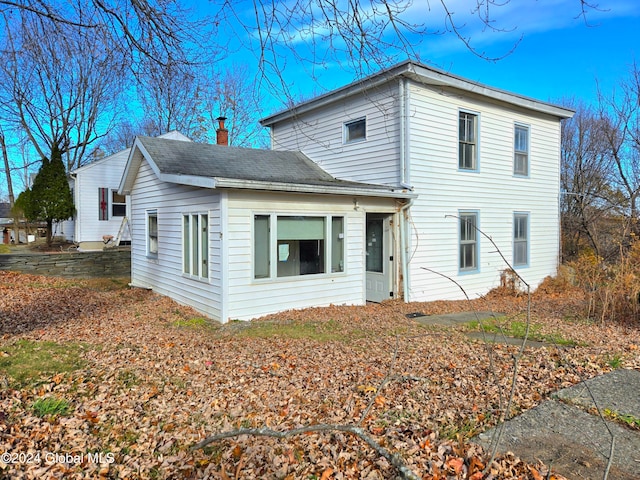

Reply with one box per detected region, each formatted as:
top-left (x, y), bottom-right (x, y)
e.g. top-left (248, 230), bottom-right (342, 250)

top-left (230, 0), bottom-right (640, 111)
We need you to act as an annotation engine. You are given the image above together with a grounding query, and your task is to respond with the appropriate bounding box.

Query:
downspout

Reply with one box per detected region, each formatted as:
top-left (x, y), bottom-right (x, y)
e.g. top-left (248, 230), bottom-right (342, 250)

top-left (399, 76), bottom-right (413, 302)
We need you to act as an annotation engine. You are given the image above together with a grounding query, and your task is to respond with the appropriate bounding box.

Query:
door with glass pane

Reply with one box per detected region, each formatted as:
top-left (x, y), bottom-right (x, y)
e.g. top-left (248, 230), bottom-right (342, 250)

top-left (366, 214), bottom-right (393, 302)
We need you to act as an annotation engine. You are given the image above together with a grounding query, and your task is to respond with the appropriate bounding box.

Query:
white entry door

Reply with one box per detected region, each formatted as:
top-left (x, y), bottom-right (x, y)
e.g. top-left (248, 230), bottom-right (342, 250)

top-left (366, 214), bottom-right (393, 302)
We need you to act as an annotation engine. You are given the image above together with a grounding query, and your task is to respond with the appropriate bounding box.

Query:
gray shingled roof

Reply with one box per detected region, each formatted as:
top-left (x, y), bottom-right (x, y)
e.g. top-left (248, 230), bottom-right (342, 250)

top-left (137, 136), bottom-right (393, 191)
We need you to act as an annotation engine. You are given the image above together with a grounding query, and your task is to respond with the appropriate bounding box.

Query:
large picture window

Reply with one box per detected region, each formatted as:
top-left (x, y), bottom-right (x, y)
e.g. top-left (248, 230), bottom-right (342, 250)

top-left (513, 213), bottom-right (529, 267)
top-left (183, 213), bottom-right (208, 279)
top-left (459, 212), bottom-right (478, 271)
top-left (459, 111), bottom-right (478, 170)
top-left (254, 214), bottom-right (345, 279)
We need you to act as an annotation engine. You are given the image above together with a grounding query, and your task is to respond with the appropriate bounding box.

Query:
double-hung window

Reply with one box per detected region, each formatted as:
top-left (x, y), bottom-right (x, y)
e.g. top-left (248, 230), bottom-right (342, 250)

top-left (514, 124), bottom-right (529, 176)
top-left (344, 118), bottom-right (366, 143)
top-left (459, 111), bottom-right (478, 170)
top-left (254, 214), bottom-right (345, 279)
top-left (147, 210), bottom-right (158, 257)
top-left (459, 212), bottom-right (478, 271)
top-left (183, 213), bottom-right (208, 279)
top-left (111, 191), bottom-right (126, 217)
top-left (513, 213), bottom-right (529, 267)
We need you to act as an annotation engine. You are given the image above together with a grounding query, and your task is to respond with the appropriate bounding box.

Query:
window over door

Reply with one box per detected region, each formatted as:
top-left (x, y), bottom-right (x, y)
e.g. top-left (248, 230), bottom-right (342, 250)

top-left (459, 112), bottom-right (478, 170)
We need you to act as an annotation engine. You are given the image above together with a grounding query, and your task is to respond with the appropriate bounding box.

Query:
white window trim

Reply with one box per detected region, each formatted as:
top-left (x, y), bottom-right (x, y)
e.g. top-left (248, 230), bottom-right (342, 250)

top-left (182, 212), bottom-right (209, 281)
top-left (458, 110), bottom-right (480, 171)
top-left (513, 212), bottom-right (529, 268)
top-left (111, 190), bottom-right (126, 217)
top-left (514, 123), bottom-right (530, 177)
top-left (146, 210), bottom-right (158, 258)
top-left (459, 211), bottom-right (479, 273)
top-left (344, 117), bottom-right (367, 144)
top-left (253, 213), bottom-right (346, 281)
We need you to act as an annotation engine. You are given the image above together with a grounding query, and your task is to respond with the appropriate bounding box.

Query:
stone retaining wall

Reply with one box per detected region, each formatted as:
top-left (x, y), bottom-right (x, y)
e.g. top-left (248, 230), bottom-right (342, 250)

top-left (0, 249), bottom-right (131, 278)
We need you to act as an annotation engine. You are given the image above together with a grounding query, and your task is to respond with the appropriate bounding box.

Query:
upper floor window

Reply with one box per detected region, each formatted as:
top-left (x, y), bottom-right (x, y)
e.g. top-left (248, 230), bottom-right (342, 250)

top-left (112, 191), bottom-right (126, 217)
top-left (183, 213), bottom-right (209, 279)
top-left (344, 118), bottom-right (366, 143)
top-left (459, 112), bottom-right (478, 170)
top-left (459, 212), bottom-right (478, 271)
top-left (514, 124), bottom-right (529, 176)
top-left (147, 210), bottom-right (158, 257)
top-left (513, 213), bottom-right (529, 267)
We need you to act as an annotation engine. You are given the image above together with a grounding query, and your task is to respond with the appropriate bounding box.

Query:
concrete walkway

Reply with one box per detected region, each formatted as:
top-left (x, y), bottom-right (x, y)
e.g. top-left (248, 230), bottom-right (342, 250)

top-left (474, 369), bottom-right (640, 480)
top-left (410, 311), bottom-right (640, 479)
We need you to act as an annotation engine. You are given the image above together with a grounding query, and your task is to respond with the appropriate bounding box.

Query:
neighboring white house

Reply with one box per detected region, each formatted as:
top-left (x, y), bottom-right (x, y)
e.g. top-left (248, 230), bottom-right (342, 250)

top-left (120, 61), bottom-right (573, 322)
top-left (60, 131), bottom-right (191, 250)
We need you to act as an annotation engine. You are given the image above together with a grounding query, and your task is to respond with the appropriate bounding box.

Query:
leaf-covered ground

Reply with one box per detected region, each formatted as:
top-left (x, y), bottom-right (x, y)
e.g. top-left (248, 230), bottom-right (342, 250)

top-left (0, 271), bottom-right (638, 479)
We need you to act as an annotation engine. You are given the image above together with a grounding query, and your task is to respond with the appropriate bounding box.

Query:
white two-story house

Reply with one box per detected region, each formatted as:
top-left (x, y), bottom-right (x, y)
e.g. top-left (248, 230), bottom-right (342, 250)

top-left (120, 61), bottom-right (573, 322)
top-left (261, 60), bottom-right (573, 304)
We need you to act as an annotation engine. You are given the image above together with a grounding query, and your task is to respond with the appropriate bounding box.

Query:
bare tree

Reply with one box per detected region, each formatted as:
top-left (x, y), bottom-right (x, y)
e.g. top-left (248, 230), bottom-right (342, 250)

top-left (136, 57), bottom-right (207, 140)
top-left (202, 65), bottom-right (269, 148)
top-left (0, 0), bottom-right (209, 68)
top-left (560, 99), bottom-right (616, 260)
top-left (0, 10), bottom-right (126, 171)
top-left (599, 62), bottom-right (640, 242)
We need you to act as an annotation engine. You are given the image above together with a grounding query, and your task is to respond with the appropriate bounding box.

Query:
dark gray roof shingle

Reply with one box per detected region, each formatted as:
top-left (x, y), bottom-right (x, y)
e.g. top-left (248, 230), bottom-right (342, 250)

top-left (137, 136), bottom-right (392, 191)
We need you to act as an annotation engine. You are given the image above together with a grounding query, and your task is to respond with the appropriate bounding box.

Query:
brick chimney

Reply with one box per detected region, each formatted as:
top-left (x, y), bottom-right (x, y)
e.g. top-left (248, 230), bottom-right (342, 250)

top-left (216, 116), bottom-right (228, 146)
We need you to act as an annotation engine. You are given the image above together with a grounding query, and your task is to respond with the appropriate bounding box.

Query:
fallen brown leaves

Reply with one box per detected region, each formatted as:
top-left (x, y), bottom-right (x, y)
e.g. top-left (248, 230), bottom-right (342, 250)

top-left (1, 270), bottom-right (639, 479)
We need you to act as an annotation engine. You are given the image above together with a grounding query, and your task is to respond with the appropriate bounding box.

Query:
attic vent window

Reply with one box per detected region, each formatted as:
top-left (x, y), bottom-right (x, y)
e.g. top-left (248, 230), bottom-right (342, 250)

top-left (345, 118), bottom-right (366, 143)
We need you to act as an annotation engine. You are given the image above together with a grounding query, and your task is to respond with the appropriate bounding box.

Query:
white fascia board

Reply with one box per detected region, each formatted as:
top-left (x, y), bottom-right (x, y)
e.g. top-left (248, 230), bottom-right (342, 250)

top-left (158, 173), bottom-right (216, 188)
top-left (119, 138), bottom-right (158, 194)
top-left (213, 177), bottom-right (417, 199)
top-left (260, 61), bottom-right (574, 125)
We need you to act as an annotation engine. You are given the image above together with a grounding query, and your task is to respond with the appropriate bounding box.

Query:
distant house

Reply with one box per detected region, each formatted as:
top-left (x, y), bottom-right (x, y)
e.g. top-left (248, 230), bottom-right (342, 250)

top-left (121, 61), bottom-right (573, 322)
top-left (60, 131), bottom-right (191, 250)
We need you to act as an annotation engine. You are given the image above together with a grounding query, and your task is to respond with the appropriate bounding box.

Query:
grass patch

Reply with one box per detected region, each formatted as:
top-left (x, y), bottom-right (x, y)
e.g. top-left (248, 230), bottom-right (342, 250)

top-left (236, 319), bottom-right (360, 342)
top-left (0, 339), bottom-right (88, 386)
top-left (0, 244), bottom-right (10, 254)
top-left (32, 396), bottom-right (71, 417)
top-left (172, 317), bottom-right (215, 329)
top-left (116, 369), bottom-right (141, 388)
top-left (465, 318), bottom-right (578, 346)
top-left (603, 409), bottom-right (640, 430)
top-left (606, 354), bottom-right (623, 369)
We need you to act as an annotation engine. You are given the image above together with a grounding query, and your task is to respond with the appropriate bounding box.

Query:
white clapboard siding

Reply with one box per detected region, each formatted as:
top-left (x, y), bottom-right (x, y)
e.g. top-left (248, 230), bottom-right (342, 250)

top-left (224, 191), bottom-right (385, 321)
top-left (64, 148), bottom-right (131, 243)
top-left (271, 83), bottom-right (402, 186)
top-left (404, 81), bottom-right (560, 301)
top-left (265, 75), bottom-right (563, 303)
top-left (130, 161), bottom-right (223, 320)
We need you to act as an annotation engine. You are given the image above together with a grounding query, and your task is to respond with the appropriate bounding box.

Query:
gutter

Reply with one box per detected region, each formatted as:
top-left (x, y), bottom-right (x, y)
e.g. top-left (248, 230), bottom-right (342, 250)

top-left (212, 177), bottom-right (417, 199)
top-left (399, 77), bottom-right (414, 303)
